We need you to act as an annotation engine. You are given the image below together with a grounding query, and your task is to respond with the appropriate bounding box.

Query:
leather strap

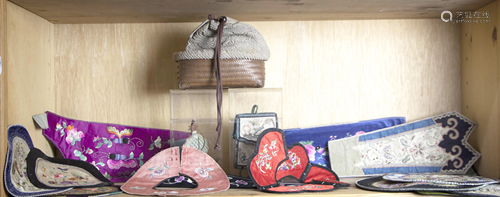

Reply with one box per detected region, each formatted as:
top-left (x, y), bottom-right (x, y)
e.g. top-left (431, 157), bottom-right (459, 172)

top-left (209, 14), bottom-right (227, 151)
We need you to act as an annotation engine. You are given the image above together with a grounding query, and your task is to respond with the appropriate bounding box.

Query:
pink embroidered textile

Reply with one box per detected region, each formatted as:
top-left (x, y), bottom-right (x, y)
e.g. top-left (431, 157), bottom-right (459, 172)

top-left (121, 146), bottom-right (229, 196)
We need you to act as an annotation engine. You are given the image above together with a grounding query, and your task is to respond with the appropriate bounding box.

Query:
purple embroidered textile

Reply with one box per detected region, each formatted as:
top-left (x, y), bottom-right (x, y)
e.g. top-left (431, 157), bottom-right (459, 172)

top-left (40, 111), bottom-right (191, 182)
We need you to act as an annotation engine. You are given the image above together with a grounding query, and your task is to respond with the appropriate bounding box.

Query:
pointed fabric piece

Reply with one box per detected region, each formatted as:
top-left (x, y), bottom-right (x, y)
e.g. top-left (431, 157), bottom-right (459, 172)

top-left (37, 111), bottom-right (191, 182)
top-left (328, 111), bottom-right (480, 176)
top-left (121, 146), bottom-right (229, 196)
top-left (248, 128), bottom-right (348, 193)
top-left (4, 125), bottom-right (72, 196)
top-left (26, 148), bottom-right (113, 189)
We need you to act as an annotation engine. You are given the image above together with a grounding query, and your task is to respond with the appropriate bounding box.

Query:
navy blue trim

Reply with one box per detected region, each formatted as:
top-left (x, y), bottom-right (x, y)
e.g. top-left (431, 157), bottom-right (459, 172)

top-left (359, 118), bottom-right (435, 141)
top-left (4, 125), bottom-right (72, 197)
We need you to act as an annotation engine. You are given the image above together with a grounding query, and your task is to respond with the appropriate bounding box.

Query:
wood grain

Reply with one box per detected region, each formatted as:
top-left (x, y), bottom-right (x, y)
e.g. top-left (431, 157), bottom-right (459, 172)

top-left (461, 0), bottom-right (500, 179)
top-left (0, 0), bottom-right (6, 195)
top-left (6, 1), bottom-right (55, 156)
top-left (53, 19), bottom-right (461, 175)
top-left (7, 0), bottom-right (496, 24)
top-left (0, 2), bottom-right (477, 196)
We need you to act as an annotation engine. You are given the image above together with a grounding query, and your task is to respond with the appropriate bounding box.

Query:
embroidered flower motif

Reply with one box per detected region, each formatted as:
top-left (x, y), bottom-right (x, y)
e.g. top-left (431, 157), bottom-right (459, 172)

top-left (278, 150), bottom-right (302, 171)
top-left (269, 140), bottom-right (278, 156)
top-left (65, 125), bottom-right (84, 145)
top-left (235, 180), bottom-right (248, 185)
top-left (303, 144), bottom-right (316, 161)
top-left (256, 142), bottom-right (275, 173)
top-left (154, 136), bottom-right (162, 148)
top-left (410, 143), bottom-right (425, 158)
top-left (175, 176), bottom-right (185, 183)
top-left (147, 160), bottom-right (169, 179)
top-left (278, 162), bottom-right (290, 171)
top-left (195, 162), bottom-right (213, 179)
top-left (56, 123), bottom-right (62, 130)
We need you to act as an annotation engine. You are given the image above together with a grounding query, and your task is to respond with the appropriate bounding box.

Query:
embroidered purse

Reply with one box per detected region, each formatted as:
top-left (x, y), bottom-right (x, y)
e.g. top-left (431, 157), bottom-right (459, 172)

top-left (233, 105), bottom-right (278, 169)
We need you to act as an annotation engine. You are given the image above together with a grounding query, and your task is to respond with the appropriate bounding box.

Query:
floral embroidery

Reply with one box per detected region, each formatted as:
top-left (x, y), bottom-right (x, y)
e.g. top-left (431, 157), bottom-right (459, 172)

top-left (410, 143), bottom-right (425, 158)
top-left (10, 137), bottom-right (46, 192)
top-left (278, 150), bottom-right (302, 171)
top-left (235, 180), bottom-right (248, 185)
top-left (91, 161), bottom-right (105, 170)
top-left (65, 125), bottom-right (84, 146)
top-left (358, 126), bottom-right (454, 168)
top-left (147, 160), bottom-right (169, 179)
top-left (37, 159), bottom-right (102, 187)
top-left (148, 136), bottom-right (169, 150)
top-left (195, 162), bottom-right (214, 179)
top-left (94, 126), bottom-right (144, 150)
top-left (299, 141), bottom-right (325, 162)
top-left (256, 140), bottom-right (279, 173)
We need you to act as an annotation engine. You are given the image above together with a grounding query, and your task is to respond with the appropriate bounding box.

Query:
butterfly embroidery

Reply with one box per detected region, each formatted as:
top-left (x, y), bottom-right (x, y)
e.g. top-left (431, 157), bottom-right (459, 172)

top-left (107, 126), bottom-right (133, 144)
top-left (109, 153), bottom-right (127, 160)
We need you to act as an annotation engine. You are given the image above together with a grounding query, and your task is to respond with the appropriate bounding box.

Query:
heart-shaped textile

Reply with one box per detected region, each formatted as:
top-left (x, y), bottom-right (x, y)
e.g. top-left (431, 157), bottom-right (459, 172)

top-left (248, 128), bottom-right (348, 193)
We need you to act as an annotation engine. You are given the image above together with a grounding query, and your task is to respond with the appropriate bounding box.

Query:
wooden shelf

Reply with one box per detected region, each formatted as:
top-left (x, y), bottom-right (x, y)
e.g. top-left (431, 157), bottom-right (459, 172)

top-left (8, 0), bottom-right (496, 23)
top-left (111, 178), bottom-right (425, 197)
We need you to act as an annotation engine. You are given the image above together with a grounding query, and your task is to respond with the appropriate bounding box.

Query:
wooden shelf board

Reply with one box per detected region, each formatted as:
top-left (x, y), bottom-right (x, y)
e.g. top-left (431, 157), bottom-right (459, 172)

top-left (111, 178), bottom-right (425, 197)
top-left (8, 0), bottom-right (495, 23)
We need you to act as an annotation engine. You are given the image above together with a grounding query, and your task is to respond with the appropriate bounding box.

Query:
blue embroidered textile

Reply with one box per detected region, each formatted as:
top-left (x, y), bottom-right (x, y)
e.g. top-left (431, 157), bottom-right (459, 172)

top-left (284, 117), bottom-right (406, 168)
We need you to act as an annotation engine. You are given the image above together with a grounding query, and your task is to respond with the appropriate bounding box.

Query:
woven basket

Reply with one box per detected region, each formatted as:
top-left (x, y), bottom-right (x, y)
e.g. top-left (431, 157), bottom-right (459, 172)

top-left (177, 59), bottom-right (265, 89)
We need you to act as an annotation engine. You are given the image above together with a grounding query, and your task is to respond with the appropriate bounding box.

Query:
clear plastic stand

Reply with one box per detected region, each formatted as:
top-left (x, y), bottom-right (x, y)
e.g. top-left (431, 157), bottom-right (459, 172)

top-left (170, 90), bottom-right (223, 166)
